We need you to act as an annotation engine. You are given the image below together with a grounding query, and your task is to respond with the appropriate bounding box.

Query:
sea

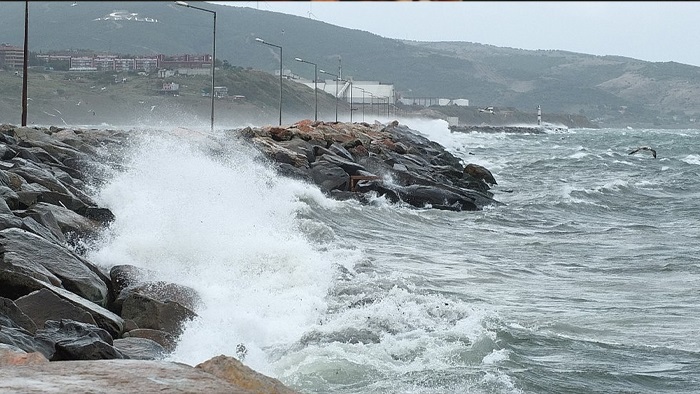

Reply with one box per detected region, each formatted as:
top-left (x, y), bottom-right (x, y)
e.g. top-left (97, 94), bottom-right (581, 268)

top-left (80, 118), bottom-right (700, 394)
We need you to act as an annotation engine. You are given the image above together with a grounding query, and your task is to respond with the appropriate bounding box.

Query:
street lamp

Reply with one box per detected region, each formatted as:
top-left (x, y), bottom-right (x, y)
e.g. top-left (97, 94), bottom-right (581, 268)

top-left (256, 38), bottom-right (283, 126)
top-left (320, 69), bottom-right (339, 122)
top-left (295, 57), bottom-right (317, 122)
top-left (355, 87), bottom-right (367, 122)
top-left (21, 0), bottom-right (28, 126)
top-left (175, 1), bottom-right (216, 132)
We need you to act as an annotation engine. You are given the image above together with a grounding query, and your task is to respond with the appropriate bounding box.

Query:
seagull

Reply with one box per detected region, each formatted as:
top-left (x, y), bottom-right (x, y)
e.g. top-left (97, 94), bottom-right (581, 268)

top-left (150, 105), bottom-right (156, 112)
top-left (628, 146), bottom-right (656, 158)
top-left (76, 101), bottom-right (81, 106)
top-left (71, 2), bottom-right (78, 6)
top-left (479, 106), bottom-right (494, 114)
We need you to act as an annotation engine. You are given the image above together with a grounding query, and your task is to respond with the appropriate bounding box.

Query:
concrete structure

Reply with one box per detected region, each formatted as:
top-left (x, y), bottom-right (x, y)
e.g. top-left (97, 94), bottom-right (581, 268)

top-left (178, 68), bottom-right (210, 76)
top-left (399, 97), bottom-right (469, 107)
top-left (54, 53), bottom-right (209, 72)
top-left (0, 44), bottom-right (23, 69)
top-left (296, 78), bottom-right (395, 104)
top-left (213, 86), bottom-right (228, 98)
top-left (162, 82), bottom-right (179, 92)
top-left (157, 54), bottom-right (211, 69)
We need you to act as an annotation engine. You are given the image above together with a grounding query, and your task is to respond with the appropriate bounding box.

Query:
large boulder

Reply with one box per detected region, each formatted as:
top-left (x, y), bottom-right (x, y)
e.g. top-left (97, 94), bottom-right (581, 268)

top-left (0, 228), bottom-right (109, 305)
top-left (112, 337), bottom-right (166, 360)
top-left (115, 281), bottom-right (201, 337)
top-left (0, 297), bottom-right (37, 334)
top-left (14, 288), bottom-right (98, 330)
top-left (196, 355), bottom-right (299, 394)
top-left (0, 359), bottom-right (252, 393)
top-left (0, 344), bottom-right (49, 366)
top-left (35, 319), bottom-right (123, 361)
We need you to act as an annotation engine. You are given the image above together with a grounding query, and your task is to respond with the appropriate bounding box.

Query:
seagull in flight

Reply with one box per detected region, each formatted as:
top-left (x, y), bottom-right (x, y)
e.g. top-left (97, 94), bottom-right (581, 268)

top-left (628, 146), bottom-right (656, 158)
top-left (479, 106), bottom-right (494, 114)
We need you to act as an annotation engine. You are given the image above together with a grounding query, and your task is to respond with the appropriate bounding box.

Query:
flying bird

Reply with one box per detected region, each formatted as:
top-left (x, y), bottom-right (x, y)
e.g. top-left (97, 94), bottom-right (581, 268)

top-left (479, 106), bottom-right (494, 114)
top-left (628, 146), bottom-right (656, 158)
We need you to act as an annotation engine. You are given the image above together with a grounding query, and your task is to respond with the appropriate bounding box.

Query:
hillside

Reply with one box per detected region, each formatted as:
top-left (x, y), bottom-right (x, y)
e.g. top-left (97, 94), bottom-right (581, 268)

top-left (1, 1), bottom-right (700, 128)
top-left (0, 67), bottom-right (350, 127)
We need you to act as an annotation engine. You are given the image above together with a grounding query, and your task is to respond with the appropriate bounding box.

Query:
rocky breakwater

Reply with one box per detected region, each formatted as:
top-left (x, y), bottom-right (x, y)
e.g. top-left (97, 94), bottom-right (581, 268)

top-left (238, 120), bottom-right (499, 211)
top-left (0, 124), bottom-right (297, 393)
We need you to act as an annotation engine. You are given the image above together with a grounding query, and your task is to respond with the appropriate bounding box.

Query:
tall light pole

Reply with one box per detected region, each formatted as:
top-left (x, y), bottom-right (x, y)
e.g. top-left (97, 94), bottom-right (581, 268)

top-left (175, 1), bottom-right (216, 132)
top-left (320, 69), bottom-right (339, 122)
top-left (356, 87), bottom-right (366, 122)
top-left (256, 38), bottom-right (283, 126)
top-left (349, 80), bottom-right (353, 123)
top-left (21, 0), bottom-right (28, 126)
top-left (295, 57), bottom-right (317, 122)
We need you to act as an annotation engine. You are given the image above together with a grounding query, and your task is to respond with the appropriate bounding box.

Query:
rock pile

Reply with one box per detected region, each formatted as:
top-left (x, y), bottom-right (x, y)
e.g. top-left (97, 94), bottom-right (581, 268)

top-left (236, 119), bottom-right (499, 211)
top-left (0, 124), bottom-right (296, 393)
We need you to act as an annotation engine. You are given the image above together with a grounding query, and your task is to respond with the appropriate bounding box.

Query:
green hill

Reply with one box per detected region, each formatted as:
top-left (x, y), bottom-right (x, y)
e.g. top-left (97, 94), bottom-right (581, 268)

top-left (1, 1), bottom-right (699, 128)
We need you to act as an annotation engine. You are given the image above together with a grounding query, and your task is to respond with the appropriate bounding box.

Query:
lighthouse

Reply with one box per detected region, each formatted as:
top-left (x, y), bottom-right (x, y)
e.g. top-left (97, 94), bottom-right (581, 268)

top-left (537, 105), bottom-right (542, 126)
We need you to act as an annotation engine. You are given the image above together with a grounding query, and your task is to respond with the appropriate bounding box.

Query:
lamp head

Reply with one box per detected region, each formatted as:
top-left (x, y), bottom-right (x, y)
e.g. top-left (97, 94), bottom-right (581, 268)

top-left (255, 38), bottom-right (264, 43)
top-left (295, 58), bottom-right (303, 62)
top-left (175, 1), bottom-right (189, 6)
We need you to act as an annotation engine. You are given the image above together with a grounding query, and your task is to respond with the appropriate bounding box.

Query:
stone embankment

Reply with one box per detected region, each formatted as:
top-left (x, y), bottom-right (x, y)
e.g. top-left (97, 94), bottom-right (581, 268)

top-left (236, 119), bottom-right (499, 211)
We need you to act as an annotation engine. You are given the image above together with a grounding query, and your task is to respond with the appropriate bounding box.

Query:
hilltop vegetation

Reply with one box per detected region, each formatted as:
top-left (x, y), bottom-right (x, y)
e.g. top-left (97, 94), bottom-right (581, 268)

top-left (1, 1), bottom-right (699, 127)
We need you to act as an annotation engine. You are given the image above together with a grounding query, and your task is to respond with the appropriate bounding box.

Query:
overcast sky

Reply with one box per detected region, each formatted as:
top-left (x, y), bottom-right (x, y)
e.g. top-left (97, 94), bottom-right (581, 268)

top-left (212, 1), bottom-right (700, 67)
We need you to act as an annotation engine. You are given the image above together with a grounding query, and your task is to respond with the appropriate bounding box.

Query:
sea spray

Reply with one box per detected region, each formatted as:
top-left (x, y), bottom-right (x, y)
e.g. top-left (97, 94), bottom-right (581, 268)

top-left (86, 129), bottom-right (354, 373)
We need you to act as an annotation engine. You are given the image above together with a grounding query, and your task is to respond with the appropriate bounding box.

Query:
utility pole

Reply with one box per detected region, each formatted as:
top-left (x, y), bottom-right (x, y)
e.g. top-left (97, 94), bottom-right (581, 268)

top-left (21, 0), bottom-right (29, 126)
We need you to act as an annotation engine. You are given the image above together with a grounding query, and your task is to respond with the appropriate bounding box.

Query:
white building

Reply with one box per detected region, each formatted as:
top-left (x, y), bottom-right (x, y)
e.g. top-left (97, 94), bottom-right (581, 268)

top-left (296, 78), bottom-right (395, 104)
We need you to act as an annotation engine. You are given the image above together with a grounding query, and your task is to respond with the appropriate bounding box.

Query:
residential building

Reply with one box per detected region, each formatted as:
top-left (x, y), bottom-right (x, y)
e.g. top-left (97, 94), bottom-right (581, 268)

top-left (0, 44), bottom-right (23, 69)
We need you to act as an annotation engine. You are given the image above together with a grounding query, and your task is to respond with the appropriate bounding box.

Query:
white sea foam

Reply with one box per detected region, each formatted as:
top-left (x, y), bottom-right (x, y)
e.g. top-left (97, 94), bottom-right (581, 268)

top-left (681, 154), bottom-right (700, 165)
top-left (86, 129), bottom-right (350, 373)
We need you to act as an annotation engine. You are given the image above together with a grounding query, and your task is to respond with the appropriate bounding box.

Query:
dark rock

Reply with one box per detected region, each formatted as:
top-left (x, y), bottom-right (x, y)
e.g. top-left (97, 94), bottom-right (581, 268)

top-left (35, 319), bottom-right (123, 361)
top-left (109, 265), bottom-right (149, 299)
top-left (0, 228), bottom-right (108, 305)
top-left (309, 161), bottom-right (350, 192)
top-left (14, 289), bottom-right (97, 330)
top-left (464, 163), bottom-right (497, 185)
top-left (28, 280), bottom-right (124, 339)
top-left (0, 314), bottom-right (54, 358)
top-left (113, 337), bottom-right (166, 360)
top-left (123, 328), bottom-right (177, 353)
top-left (115, 282), bottom-right (201, 337)
top-left (0, 297), bottom-right (37, 334)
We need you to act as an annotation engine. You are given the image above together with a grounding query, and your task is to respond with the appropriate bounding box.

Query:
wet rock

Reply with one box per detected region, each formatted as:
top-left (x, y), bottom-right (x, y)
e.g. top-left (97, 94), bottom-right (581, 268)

top-left (196, 354), bottom-right (299, 394)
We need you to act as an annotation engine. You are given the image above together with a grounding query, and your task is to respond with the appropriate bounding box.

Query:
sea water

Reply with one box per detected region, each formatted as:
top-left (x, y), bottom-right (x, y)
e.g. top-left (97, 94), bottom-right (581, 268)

top-left (86, 119), bottom-right (700, 393)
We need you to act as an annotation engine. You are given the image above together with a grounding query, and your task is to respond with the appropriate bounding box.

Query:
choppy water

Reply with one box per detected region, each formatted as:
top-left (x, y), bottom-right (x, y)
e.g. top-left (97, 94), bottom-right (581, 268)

top-left (86, 119), bottom-right (700, 393)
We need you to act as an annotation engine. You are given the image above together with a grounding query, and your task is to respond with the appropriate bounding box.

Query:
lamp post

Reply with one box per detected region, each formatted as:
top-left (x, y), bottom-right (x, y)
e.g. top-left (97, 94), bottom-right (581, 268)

top-left (356, 87), bottom-right (366, 122)
top-left (256, 38), bottom-right (283, 126)
top-left (320, 69), bottom-right (339, 122)
top-left (295, 57), bottom-right (317, 122)
top-left (21, 0), bottom-right (28, 126)
top-left (175, 1), bottom-right (216, 132)
top-left (349, 80), bottom-right (353, 123)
